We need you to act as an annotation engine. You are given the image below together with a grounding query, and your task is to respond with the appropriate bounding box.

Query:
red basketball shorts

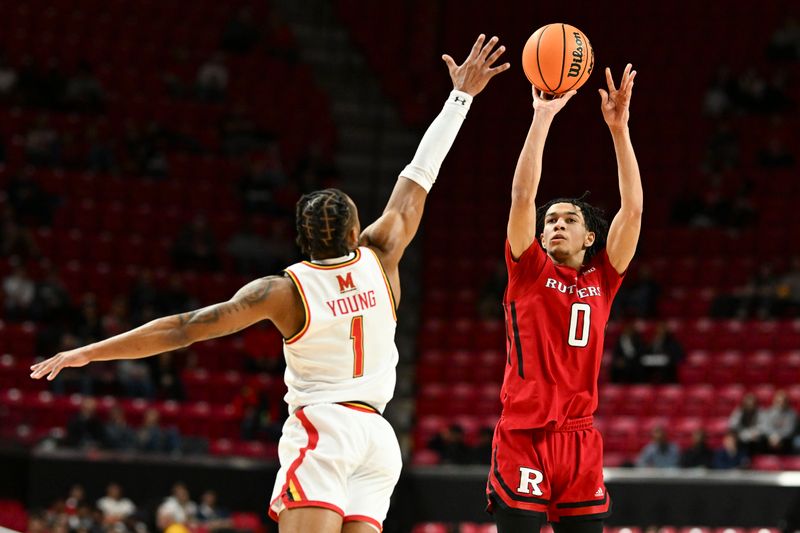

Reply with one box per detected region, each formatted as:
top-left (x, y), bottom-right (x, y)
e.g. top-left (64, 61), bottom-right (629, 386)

top-left (486, 415), bottom-right (611, 523)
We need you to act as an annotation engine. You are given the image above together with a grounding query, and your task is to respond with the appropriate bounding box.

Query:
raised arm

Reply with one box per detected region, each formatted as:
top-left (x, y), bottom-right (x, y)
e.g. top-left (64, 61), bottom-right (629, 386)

top-left (30, 275), bottom-right (300, 381)
top-left (360, 34), bottom-right (509, 301)
top-left (507, 89), bottom-right (576, 259)
top-left (600, 64), bottom-right (643, 274)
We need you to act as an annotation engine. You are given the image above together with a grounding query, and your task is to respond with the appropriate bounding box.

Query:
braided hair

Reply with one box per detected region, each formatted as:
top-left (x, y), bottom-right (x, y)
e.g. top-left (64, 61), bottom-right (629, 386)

top-left (535, 192), bottom-right (609, 265)
top-left (295, 188), bottom-right (355, 259)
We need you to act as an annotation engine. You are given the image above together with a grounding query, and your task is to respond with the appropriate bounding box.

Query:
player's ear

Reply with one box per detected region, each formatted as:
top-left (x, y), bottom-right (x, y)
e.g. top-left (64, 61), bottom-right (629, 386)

top-left (540, 232), bottom-right (547, 250)
top-left (584, 231), bottom-right (596, 248)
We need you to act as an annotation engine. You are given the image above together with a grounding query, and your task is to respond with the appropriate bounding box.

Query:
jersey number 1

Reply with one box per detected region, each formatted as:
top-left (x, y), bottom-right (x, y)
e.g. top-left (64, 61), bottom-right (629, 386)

top-left (350, 315), bottom-right (365, 377)
top-left (568, 303), bottom-right (591, 347)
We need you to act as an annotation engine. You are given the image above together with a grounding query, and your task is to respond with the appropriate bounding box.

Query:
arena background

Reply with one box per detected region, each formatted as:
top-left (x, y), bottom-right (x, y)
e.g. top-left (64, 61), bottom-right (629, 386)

top-left (0, 1), bottom-right (799, 532)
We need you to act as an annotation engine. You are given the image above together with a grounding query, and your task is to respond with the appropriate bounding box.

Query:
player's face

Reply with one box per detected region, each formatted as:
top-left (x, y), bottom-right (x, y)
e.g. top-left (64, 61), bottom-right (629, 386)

top-left (540, 203), bottom-right (595, 259)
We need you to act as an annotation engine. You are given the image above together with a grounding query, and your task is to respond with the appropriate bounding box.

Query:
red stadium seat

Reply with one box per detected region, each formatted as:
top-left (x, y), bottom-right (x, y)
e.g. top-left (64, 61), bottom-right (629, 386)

top-left (411, 449), bottom-right (441, 466)
top-left (751, 455), bottom-right (782, 471)
top-left (412, 524), bottom-right (448, 533)
top-left (683, 385), bottom-right (715, 417)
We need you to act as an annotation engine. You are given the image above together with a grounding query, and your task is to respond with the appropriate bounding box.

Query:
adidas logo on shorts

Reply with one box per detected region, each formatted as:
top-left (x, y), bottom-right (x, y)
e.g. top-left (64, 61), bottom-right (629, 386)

top-left (595, 487), bottom-right (604, 497)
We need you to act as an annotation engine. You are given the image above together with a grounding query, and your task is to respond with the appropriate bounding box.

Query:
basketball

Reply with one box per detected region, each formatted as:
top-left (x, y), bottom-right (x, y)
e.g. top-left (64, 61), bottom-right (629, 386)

top-left (522, 23), bottom-right (594, 95)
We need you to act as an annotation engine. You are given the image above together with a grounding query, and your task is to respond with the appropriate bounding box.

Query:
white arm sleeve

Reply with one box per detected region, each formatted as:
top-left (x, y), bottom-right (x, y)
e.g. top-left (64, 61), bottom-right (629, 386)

top-left (400, 89), bottom-right (473, 192)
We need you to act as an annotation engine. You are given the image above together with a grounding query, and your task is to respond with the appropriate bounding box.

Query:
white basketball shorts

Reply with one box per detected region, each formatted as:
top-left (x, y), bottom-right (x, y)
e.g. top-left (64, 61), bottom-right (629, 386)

top-left (268, 402), bottom-right (402, 532)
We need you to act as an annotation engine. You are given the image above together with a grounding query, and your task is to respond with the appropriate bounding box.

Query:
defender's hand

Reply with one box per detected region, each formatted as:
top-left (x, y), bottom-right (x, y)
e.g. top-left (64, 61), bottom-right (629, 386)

top-left (30, 348), bottom-right (91, 381)
top-left (442, 34), bottom-right (510, 97)
top-left (599, 63), bottom-right (636, 131)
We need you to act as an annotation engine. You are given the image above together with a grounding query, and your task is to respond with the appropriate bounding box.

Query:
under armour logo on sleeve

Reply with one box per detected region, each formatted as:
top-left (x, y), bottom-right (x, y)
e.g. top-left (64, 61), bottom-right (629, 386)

top-left (453, 96), bottom-right (467, 105)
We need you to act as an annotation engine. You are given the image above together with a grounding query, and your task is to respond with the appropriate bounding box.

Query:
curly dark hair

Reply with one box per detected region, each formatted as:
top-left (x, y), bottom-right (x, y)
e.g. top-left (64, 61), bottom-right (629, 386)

top-left (295, 188), bottom-right (355, 259)
top-left (535, 192), bottom-right (609, 265)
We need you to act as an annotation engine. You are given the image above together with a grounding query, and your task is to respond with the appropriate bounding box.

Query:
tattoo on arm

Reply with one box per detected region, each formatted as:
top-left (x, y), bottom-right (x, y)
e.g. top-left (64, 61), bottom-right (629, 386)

top-left (176, 277), bottom-right (277, 328)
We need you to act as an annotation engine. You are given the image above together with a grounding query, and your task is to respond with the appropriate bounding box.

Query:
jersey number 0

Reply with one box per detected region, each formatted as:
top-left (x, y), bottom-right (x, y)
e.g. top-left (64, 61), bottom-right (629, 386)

top-left (568, 303), bottom-right (591, 347)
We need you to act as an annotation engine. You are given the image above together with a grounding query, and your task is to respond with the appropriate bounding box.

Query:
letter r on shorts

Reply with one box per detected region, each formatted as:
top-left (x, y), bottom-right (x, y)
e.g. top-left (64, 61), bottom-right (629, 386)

top-left (516, 467), bottom-right (544, 495)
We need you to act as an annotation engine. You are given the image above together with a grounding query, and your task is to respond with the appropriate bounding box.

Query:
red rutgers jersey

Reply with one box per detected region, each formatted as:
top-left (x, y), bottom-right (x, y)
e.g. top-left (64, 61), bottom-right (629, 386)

top-left (501, 240), bottom-right (625, 430)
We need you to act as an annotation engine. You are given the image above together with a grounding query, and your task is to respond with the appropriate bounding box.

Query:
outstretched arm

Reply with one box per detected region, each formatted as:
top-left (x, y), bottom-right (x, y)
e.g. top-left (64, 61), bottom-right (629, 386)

top-left (361, 34), bottom-right (509, 300)
top-left (30, 275), bottom-right (296, 381)
top-left (507, 88), bottom-right (576, 259)
top-left (601, 64), bottom-right (643, 274)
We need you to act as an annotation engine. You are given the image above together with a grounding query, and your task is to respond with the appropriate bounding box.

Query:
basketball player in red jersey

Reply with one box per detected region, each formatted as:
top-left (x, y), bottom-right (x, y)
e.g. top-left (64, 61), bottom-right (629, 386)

top-left (31, 35), bottom-right (509, 533)
top-left (487, 64), bottom-right (641, 533)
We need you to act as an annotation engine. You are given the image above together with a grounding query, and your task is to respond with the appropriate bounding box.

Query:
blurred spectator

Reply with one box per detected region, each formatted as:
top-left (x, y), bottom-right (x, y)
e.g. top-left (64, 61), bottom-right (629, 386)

top-left (703, 67), bottom-right (735, 118)
top-left (3, 259), bottom-right (36, 320)
top-left (221, 8), bottom-right (260, 54)
top-left (86, 126), bottom-right (116, 173)
top-left (0, 51), bottom-right (17, 100)
top-left (610, 322), bottom-right (646, 383)
top-left (172, 216), bottom-right (221, 271)
top-left (152, 352), bottom-right (185, 401)
top-left (25, 115), bottom-right (61, 166)
top-left (641, 321), bottom-right (684, 383)
top-left (635, 426), bottom-right (680, 468)
top-left (129, 270), bottom-right (161, 325)
top-left (775, 257), bottom-right (800, 316)
top-left (117, 359), bottom-right (154, 399)
top-left (470, 426), bottom-right (493, 465)
top-left (157, 483), bottom-right (197, 531)
top-left (103, 406), bottom-right (137, 450)
top-left (196, 53), bottom-right (228, 101)
top-left (136, 408), bottom-right (181, 453)
top-left (73, 294), bottom-right (105, 345)
top-left (712, 431), bottom-right (749, 470)
top-left (8, 168), bottom-right (55, 225)
top-left (428, 424), bottom-right (470, 465)
top-left (64, 61), bottom-right (105, 113)
top-left (220, 106), bottom-right (271, 156)
top-left (767, 17), bottom-right (800, 60)
top-left (235, 384), bottom-right (281, 442)
top-left (65, 398), bottom-right (106, 449)
top-left (64, 484), bottom-right (87, 514)
top-left (39, 59), bottom-right (67, 111)
top-left (729, 393), bottom-right (763, 455)
top-left (615, 265), bottom-right (660, 319)
top-left (102, 297), bottom-right (131, 336)
top-left (680, 429), bottom-right (713, 468)
top-left (758, 138), bottom-right (796, 169)
top-left (760, 390), bottom-right (797, 454)
top-left (294, 143), bottom-right (338, 190)
top-left (226, 220), bottom-right (274, 275)
top-left (263, 11), bottom-right (298, 63)
top-left (31, 262), bottom-right (71, 322)
top-left (159, 274), bottom-right (195, 315)
top-left (477, 261), bottom-right (506, 320)
top-left (96, 483), bottom-right (136, 527)
top-left (197, 490), bottom-right (233, 531)
top-left (736, 68), bottom-right (768, 114)
top-left (704, 121), bottom-right (739, 172)
top-left (0, 215), bottom-right (40, 259)
top-left (714, 264), bottom-right (780, 319)
top-left (239, 155), bottom-right (287, 215)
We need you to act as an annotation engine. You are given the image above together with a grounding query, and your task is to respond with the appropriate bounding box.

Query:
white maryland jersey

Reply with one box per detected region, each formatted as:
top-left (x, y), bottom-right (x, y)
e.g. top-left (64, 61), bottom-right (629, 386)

top-left (282, 247), bottom-right (398, 414)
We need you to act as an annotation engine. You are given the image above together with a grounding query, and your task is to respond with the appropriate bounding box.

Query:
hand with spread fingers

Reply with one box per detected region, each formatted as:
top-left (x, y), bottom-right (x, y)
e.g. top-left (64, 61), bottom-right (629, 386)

top-left (442, 34), bottom-right (511, 97)
top-left (30, 348), bottom-right (91, 381)
top-left (599, 63), bottom-right (637, 131)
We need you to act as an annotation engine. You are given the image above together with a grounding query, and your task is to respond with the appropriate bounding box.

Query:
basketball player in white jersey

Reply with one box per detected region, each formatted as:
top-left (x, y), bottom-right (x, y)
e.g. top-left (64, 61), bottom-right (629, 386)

top-left (31, 34), bottom-right (509, 533)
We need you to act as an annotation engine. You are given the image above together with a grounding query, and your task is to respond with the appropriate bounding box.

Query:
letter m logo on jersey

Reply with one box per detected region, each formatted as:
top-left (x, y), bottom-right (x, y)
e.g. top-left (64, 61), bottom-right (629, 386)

top-left (337, 272), bottom-right (357, 293)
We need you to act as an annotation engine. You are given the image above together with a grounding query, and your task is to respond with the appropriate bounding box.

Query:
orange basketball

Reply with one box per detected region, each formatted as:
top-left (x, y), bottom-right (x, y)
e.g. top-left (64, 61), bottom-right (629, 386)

top-left (522, 23), bottom-right (594, 95)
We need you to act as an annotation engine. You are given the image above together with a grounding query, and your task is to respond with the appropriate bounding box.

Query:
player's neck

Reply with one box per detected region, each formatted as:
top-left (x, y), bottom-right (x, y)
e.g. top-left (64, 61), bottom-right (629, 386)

top-left (547, 252), bottom-right (584, 271)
